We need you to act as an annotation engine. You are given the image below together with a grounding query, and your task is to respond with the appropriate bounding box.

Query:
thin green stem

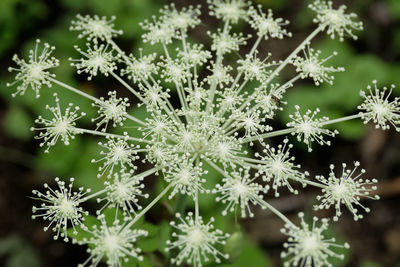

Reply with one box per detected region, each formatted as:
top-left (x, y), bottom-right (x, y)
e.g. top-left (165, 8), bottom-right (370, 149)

top-left (264, 26), bottom-right (323, 86)
top-left (257, 198), bottom-right (295, 227)
top-left (110, 71), bottom-right (145, 102)
top-left (124, 183), bottom-right (173, 229)
top-left (50, 78), bottom-right (98, 103)
top-left (78, 128), bottom-right (150, 143)
top-left (81, 189), bottom-right (107, 202)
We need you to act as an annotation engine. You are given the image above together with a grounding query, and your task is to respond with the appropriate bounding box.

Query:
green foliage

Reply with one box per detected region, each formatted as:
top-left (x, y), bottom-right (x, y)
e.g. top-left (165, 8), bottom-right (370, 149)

top-left (219, 237), bottom-right (272, 267)
top-left (0, 234), bottom-right (41, 267)
top-left (3, 103), bottom-right (33, 140)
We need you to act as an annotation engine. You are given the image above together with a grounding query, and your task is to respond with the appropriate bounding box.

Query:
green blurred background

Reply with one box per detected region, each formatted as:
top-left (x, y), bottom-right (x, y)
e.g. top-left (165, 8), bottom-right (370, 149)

top-left (1, 0), bottom-right (400, 266)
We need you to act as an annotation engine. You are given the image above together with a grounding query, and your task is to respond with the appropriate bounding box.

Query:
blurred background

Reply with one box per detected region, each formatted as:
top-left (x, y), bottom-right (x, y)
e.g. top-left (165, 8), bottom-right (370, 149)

top-left (1, 0), bottom-right (400, 266)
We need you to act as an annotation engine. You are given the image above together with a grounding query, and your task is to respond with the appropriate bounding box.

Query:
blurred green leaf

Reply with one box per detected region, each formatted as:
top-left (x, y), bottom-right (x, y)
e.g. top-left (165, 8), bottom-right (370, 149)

top-left (219, 237), bottom-right (271, 267)
top-left (0, 234), bottom-right (41, 267)
top-left (3, 104), bottom-right (33, 140)
top-left (36, 136), bottom-right (83, 176)
top-left (223, 231), bottom-right (244, 262)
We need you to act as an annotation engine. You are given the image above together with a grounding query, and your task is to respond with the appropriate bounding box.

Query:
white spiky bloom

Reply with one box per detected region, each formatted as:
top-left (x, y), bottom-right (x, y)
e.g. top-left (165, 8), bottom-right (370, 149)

top-left (287, 105), bottom-right (339, 152)
top-left (281, 213), bottom-right (350, 267)
top-left (6, 1), bottom-right (397, 266)
top-left (140, 15), bottom-right (175, 45)
top-left (76, 215), bottom-right (148, 267)
top-left (213, 167), bottom-right (268, 217)
top-left (248, 5), bottom-right (292, 40)
top-left (206, 63), bottom-right (233, 86)
top-left (256, 138), bottom-right (309, 197)
top-left (210, 29), bottom-right (248, 55)
top-left (166, 212), bottom-right (229, 267)
top-left (237, 52), bottom-right (274, 82)
top-left (309, 0), bottom-right (363, 41)
top-left (92, 91), bottom-right (129, 131)
top-left (178, 43), bottom-right (211, 67)
top-left (121, 51), bottom-right (158, 83)
top-left (292, 46), bottom-right (344, 85)
top-left (161, 4), bottom-right (201, 32)
top-left (70, 43), bottom-right (117, 80)
top-left (208, 0), bottom-right (249, 23)
top-left (92, 137), bottom-right (141, 178)
top-left (100, 170), bottom-right (149, 216)
top-left (358, 80), bottom-right (400, 131)
top-left (159, 58), bottom-right (190, 83)
top-left (70, 14), bottom-right (123, 42)
top-left (32, 93), bottom-right (85, 153)
top-left (7, 39), bottom-right (59, 98)
top-left (315, 161), bottom-right (379, 221)
top-left (164, 160), bottom-right (208, 199)
top-left (31, 177), bottom-right (89, 242)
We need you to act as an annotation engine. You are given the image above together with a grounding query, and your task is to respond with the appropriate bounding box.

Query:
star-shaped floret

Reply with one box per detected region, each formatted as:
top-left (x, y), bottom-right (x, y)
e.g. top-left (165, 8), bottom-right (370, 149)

top-left (309, 0), bottom-right (363, 41)
top-left (7, 39), bottom-right (59, 98)
top-left (358, 80), bottom-right (400, 131)
top-left (32, 177), bottom-right (89, 242)
top-left (315, 161), bottom-right (379, 221)
top-left (70, 14), bottom-right (123, 42)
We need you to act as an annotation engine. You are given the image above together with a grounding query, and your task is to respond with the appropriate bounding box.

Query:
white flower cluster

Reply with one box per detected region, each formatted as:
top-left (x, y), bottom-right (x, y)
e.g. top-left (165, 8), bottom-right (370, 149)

top-left (315, 161), bottom-right (380, 221)
top-left (7, 39), bottom-right (59, 98)
top-left (7, 0), bottom-right (396, 267)
top-left (281, 212), bottom-right (349, 267)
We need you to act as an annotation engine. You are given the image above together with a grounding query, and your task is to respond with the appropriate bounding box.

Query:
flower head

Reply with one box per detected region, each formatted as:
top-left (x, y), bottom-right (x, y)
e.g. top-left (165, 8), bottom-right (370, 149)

top-left (7, 39), bottom-right (59, 98)
top-left (32, 93), bottom-right (85, 153)
top-left (140, 15), bottom-right (175, 45)
top-left (32, 177), bottom-right (89, 242)
top-left (164, 159), bottom-right (208, 199)
top-left (178, 43), bottom-right (211, 67)
top-left (206, 63), bottom-right (233, 87)
top-left (287, 105), bottom-right (338, 152)
top-left (256, 138), bottom-right (309, 197)
top-left (208, 0), bottom-right (249, 23)
top-left (101, 170), bottom-right (149, 216)
top-left (70, 14), bottom-right (123, 42)
top-left (237, 52), bottom-right (273, 82)
top-left (70, 43), bottom-right (117, 80)
top-left (309, 0), bottom-right (363, 41)
top-left (121, 50), bottom-right (158, 83)
top-left (92, 91), bottom-right (129, 131)
top-left (166, 212), bottom-right (229, 267)
top-left (248, 5), bottom-right (291, 39)
top-left (281, 212), bottom-right (350, 267)
top-left (210, 29), bottom-right (248, 55)
top-left (159, 58), bottom-right (190, 83)
top-left (358, 80), bottom-right (400, 131)
top-left (292, 46), bottom-right (344, 85)
top-left (315, 161), bottom-right (379, 221)
top-left (77, 216), bottom-right (148, 267)
top-left (213, 167), bottom-right (268, 217)
top-left (92, 137), bottom-right (141, 178)
top-left (161, 4), bottom-right (201, 33)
